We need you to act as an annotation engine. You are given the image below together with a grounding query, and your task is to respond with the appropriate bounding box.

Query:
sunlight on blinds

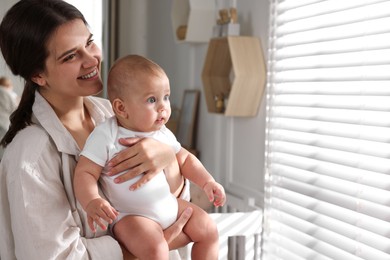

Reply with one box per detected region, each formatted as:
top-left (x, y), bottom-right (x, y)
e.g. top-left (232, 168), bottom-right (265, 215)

top-left (263, 0), bottom-right (390, 259)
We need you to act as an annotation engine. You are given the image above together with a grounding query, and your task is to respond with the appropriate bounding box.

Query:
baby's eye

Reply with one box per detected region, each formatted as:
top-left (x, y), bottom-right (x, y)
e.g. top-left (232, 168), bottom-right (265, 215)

top-left (164, 95), bottom-right (170, 101)
top-left (147, 97), bottom-right (156, 103)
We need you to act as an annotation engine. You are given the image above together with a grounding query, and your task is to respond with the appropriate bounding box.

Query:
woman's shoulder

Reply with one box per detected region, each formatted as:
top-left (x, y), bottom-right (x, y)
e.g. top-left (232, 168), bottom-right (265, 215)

top-left (86, 96), bottom-right (112, 111)
top-left (88, 95), bottom-right (110, 104)
top-left (3, 124), bottom-right (57, 164)
top-left (85, 96), bottom-right (114, 124)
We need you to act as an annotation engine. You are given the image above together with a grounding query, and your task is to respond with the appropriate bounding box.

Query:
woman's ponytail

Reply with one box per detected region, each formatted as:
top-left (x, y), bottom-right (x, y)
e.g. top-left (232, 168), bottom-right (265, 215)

top-left (0, 81), bottom-right (37, 147)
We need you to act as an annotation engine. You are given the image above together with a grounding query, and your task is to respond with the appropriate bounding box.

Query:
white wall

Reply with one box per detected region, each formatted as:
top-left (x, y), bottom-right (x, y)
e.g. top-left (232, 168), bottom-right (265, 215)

top-left (117, 0), bottom-right (270, 206)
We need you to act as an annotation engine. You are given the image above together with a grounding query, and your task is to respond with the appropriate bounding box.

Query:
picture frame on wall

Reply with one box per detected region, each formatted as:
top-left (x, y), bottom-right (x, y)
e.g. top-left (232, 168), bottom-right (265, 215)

top-left (176, 89), bottom-right (200, 149)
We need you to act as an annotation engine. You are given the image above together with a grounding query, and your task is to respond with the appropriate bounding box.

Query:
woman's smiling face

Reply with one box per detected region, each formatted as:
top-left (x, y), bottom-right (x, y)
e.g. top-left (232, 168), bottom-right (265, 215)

top-left (34, 19), bottom-right (103, 101)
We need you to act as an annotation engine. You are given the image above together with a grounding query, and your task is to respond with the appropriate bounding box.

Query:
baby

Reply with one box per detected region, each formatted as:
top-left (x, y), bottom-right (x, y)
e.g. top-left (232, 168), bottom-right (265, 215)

top-left (74, 55), bottom-right (226, 260)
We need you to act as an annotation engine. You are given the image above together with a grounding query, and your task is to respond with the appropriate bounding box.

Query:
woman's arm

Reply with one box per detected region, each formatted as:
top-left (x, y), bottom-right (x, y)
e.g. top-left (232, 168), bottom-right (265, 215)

top-left (1, 127), bottom-right (123, 259)
top-left (107, 137), bottom-right (176, 190)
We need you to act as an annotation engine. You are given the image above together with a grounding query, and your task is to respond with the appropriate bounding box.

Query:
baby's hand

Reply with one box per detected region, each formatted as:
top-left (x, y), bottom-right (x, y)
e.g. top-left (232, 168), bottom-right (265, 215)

top-left (85, 198), bottom-right (119, 232)
top-left (203, 181), bottom-right (226, 207)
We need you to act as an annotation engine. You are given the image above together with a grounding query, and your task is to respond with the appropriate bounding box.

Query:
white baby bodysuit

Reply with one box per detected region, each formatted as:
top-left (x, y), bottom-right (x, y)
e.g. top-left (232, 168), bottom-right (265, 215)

top-left (80, 116), bottom-right (181, 229)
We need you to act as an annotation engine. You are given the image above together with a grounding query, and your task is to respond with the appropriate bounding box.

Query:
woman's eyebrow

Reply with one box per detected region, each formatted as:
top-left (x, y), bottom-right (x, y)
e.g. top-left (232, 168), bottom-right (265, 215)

top-left (57, 47), bottom-right (77, 61)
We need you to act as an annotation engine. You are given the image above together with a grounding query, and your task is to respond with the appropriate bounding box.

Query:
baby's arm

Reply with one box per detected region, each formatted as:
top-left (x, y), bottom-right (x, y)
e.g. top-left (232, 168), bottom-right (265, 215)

top-left (176, 148), bottom-right (226, 207)
top-left (73, 156), bottom-right (118, 232)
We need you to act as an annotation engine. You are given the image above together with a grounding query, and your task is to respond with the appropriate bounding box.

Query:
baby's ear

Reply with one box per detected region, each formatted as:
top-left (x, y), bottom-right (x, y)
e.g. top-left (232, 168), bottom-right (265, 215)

top-left (112, 98), bottom-right (128, 119)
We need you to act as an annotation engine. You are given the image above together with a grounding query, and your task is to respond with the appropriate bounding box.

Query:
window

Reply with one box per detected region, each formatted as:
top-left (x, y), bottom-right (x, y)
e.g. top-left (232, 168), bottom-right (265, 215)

top-left (263, 0), bottom-right (390, 259)
top-left (65, 0), bottom-right (103, 50)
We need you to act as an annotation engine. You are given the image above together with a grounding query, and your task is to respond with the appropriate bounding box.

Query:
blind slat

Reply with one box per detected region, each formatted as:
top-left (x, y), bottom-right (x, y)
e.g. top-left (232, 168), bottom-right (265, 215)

top-left (273, 95), bottom-right (390, 110)
top-left (277, 2), bottom-right (390, 36)
top-left (272, 107), bottom-right (390, 127)
top-left (276, 33), bottom-right (390, 59)
top-left (269, 185), bottom-right (390, 236)
top-left (270, 118), bottom-right (390, 143)
top-left (272, 143), bottom-right (390, 175)
top-left (267, 210), bottom-right (390, 258)
top-left (271, 129), bottom-right (390, 158)
top-left (275, 49), bottom-right (390, 70)
top-left (271, 157), bottom-right (390, 191)
top-left (277, 0), bottom-right (387, 24)
top-left (272, 81), bottom-right (390, 95)
top-left (273, 177), bottom-right (390, 219)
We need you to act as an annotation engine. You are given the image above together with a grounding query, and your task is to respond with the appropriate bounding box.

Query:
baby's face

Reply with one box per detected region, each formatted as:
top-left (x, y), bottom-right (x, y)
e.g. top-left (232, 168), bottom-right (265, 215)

top-left (122, 74), bottom-right (171, 132)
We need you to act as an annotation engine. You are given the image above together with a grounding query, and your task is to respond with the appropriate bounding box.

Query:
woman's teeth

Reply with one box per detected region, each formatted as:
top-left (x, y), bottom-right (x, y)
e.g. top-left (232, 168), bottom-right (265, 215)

top-left (80, 69), bottom-right (97, 79)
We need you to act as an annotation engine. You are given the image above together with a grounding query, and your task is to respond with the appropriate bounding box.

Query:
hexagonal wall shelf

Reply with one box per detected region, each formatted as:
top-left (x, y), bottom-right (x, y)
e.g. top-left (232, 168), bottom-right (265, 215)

top-left (202, 36), bottom-right (266, 117)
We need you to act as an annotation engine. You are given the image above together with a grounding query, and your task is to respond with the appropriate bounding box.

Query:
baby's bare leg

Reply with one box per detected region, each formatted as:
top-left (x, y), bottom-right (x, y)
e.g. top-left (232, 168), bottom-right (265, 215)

top-left (113, 215), bottom-right (169, 260)
top-left (176, 198), bottom-right (219, 260)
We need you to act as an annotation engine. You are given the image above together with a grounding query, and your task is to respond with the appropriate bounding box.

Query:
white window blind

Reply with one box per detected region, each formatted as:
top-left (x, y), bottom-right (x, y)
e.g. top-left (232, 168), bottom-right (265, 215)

top-left (263, 1), bottom-right (390, 259)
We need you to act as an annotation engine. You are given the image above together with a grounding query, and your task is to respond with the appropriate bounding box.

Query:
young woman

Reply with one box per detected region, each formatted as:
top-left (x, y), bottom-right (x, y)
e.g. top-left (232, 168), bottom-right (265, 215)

top-left (0, 1), bottom-right (191, 259)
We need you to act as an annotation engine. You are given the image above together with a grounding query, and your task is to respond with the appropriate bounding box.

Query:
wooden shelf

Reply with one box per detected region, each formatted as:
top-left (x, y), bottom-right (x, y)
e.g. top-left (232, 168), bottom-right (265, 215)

top-left (171, 0), bottom-right (215, 43)
top-left (202, 36), bottom-right (266, 117)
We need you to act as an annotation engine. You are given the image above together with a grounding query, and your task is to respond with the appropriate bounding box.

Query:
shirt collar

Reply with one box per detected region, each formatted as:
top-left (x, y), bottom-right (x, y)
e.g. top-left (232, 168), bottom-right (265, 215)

top-left (32, 91), bottom-right (111, 155)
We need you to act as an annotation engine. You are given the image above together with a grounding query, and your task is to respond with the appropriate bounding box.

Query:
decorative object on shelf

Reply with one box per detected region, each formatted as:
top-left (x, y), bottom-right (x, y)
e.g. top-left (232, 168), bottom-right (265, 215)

top-left (171, 0), bottom-right (216, 43)
top-left (217, 8), bottom-right (230, 24)
top-left (202, 36), bottom-right (266, 117)
top-left (213, 5), bottom-right (240, 37)
top-left (176, 90), bottom-right (200, 149)
top-left (176, 25), bottom-right (187, 41)
top-left (229, 7), bottom-right (237, 23)
top-left (215, 93), bottom-right (225, 113)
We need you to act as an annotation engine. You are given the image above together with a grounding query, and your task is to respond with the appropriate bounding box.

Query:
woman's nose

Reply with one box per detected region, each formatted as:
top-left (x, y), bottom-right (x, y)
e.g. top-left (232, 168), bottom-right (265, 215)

top-left (83, 51), bottom-right (99, 68)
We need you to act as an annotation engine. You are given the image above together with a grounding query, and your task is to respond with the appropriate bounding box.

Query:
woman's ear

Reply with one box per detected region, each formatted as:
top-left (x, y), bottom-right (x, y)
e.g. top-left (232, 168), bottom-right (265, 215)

top-left (31, 73), bottom-right (46, 87)
top-left (112, 98), bottom-right (128, 119)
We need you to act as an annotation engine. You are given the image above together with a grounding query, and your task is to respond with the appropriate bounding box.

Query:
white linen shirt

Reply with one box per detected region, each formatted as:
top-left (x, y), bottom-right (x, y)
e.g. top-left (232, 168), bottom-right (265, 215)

top-left (0, 92), bottom-right (123, 260)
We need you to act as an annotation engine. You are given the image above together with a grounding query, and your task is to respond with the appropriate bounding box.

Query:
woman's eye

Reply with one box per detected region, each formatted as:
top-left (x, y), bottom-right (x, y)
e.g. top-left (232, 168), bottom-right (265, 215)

top-left (63, 54), bottom-right (76, 62)
top-left (86, 39), bottom-right (94, 47)
top-left (147, 97), bottom-right (156, 103)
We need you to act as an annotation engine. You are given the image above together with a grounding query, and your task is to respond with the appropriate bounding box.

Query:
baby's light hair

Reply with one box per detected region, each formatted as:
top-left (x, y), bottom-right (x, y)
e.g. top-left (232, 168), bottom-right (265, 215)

top-left (107, 55), bottom-right (166, 102)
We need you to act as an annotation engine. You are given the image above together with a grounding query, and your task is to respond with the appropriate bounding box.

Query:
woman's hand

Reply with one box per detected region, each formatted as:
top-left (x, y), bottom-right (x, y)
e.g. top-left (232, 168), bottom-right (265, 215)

top-left (164, 207), bottom-right (193, 245)
top-left (120, 207), bottom-right (193, 259)
top-left (107, 137), bottom-right (176, 190)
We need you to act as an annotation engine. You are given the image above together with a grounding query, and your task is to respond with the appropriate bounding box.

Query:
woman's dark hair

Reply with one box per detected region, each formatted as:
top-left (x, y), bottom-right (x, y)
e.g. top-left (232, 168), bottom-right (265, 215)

top-left (0, 0), bottom-right (87, 147)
